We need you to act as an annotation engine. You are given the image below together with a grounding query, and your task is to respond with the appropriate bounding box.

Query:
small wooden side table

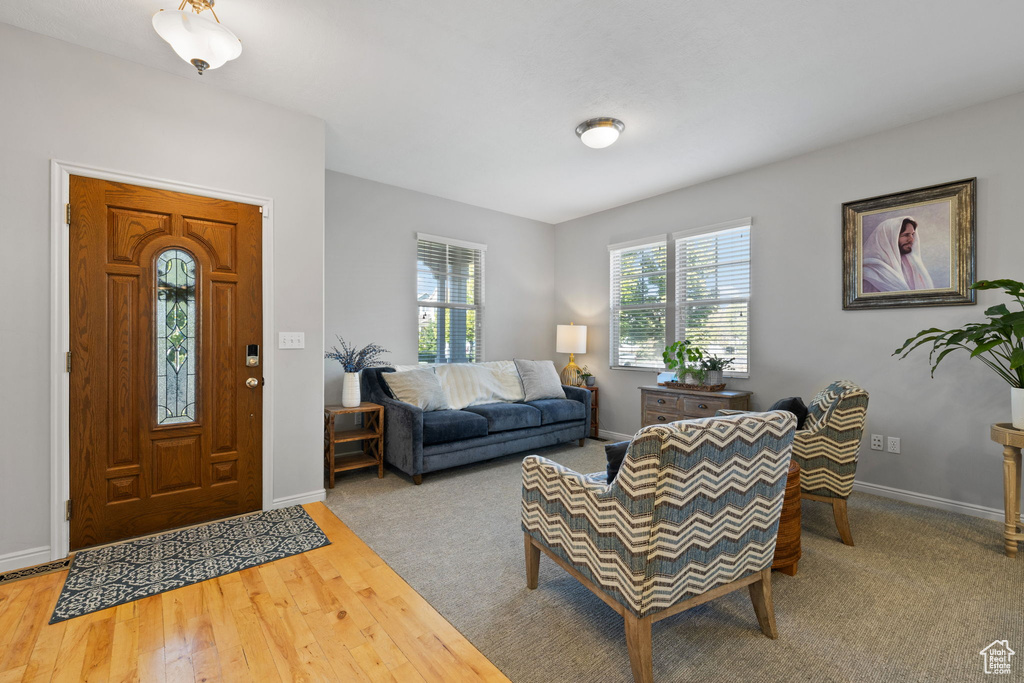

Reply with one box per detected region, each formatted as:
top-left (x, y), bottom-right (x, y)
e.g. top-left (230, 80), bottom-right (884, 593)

top-left (324, 403), bottom-right (384, 488)
top-left (772, 460), bottom-right (802, 575)
top-left (582, 385), bottom-right (600, 438)
top-left (990, 423), bottom-right (1024, 557)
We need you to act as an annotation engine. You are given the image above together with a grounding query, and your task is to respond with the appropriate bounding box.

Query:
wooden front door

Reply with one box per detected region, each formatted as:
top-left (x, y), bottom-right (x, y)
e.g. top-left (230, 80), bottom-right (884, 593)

top-left (69, 176), bottom-right (263, 550)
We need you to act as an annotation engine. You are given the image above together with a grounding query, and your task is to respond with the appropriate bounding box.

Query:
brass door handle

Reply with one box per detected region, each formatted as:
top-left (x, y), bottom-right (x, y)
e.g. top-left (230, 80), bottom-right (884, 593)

top-left (245, 377), bottom-right (259, 389)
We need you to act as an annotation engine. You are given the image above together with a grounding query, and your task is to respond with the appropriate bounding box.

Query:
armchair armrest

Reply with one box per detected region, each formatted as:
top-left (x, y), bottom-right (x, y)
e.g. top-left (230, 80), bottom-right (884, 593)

top-left (561, 384), bottom-right (592, 433)
top-left (380, 396), bottom-right (424, 476)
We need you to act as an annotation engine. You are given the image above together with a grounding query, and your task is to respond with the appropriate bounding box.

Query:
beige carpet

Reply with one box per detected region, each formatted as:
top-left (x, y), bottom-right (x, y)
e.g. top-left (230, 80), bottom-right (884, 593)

top-left (326, 441), bottom-right (1024, 682)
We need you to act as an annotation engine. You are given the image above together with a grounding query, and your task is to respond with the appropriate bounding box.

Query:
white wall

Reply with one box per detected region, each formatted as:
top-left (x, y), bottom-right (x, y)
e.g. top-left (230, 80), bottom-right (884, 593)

top-left (324, 171), bottom-right (555, 399)
top-left (0, 24), bottom-right (326, 562)
top-left (555, 91), bottom-right (1024, 513)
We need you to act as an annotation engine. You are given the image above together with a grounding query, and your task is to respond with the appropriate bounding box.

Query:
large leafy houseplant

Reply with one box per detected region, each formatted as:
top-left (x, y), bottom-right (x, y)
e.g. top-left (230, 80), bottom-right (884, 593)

top-left (663, 340), bottom-right (706, 385)
top-left (893, 279), bottom-right (1024, 427)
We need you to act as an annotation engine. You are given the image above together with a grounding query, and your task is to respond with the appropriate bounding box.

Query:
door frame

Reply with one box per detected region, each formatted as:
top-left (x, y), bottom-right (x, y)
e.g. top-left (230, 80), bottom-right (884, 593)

top-left (49, 160), bottom-right (275, 560)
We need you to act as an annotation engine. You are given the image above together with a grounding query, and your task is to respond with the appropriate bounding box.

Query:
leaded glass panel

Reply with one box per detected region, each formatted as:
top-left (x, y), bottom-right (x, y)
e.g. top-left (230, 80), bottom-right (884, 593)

top-left (156, 249), bottom-right (197, 424)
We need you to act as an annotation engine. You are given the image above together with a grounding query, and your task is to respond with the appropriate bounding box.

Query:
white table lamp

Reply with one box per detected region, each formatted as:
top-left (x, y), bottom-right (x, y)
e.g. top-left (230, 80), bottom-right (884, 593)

top-left (556, 323), bottom-right (587, 386)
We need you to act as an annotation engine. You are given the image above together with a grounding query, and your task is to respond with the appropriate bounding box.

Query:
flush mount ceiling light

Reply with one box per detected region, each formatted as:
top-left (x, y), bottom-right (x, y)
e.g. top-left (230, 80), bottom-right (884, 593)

top-left (575, 117), bottom-right (625, 149)
top-left (153, 0), bottom-right (242, 75)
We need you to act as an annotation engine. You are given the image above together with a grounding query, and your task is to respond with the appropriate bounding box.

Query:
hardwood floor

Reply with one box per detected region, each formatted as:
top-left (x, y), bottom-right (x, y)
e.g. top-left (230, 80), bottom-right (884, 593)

top-left (0, 503), bottom-right (510, 682)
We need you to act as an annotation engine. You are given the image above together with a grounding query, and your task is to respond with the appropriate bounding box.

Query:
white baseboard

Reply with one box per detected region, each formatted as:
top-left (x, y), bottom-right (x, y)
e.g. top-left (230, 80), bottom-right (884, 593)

top-left (852, 480), bottom-right (1003, 521)
top-left (599, 430), bottom-right (634, 443)
top-left (271, 489), bottom-right (327, 508)
top-left (0, 546), bottom-right (53, 573)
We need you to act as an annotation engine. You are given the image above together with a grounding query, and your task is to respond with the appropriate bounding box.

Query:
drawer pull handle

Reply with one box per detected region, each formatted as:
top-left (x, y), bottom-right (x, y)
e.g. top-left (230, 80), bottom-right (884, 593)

top-left (657, 415), bottom-right (666, 422)
top-left (698, 403), bottom-right (708, 410)
top-left (657, 398), bottom-right (665, 404)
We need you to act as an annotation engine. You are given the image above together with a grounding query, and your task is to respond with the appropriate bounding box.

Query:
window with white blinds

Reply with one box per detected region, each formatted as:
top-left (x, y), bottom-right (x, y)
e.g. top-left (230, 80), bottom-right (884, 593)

top-left (674, 220), bottom-right (751, 376)
top-left (416, 233), bottom-right (485, 364)
top-left (609, 237), bottom-right (668, 368)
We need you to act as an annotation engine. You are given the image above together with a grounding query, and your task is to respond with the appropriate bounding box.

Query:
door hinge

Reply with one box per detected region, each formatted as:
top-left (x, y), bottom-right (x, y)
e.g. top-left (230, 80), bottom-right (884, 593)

top-left (66, 203), bottom-right (71, 225)
top-left (66, 351), bottom-right (72, 373)
top-left (65, 500), bottom-right (72, 521)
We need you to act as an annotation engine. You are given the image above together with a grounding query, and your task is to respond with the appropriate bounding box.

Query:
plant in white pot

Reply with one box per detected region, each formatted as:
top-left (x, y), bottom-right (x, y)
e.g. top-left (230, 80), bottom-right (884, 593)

top-left (894, 279), bottom-right (1024, 428)
top-left (325, 336), bottom-right (390, 408)
top-left (663, 340), bottom-right (706, 386)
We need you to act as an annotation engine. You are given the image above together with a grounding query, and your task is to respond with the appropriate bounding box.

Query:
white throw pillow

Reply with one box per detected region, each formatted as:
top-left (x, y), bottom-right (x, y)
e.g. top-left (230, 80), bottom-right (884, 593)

top-left (382, 369), bottom-right (449, 411)
top-left (513, 359), bottom-right (566, 401)
top-left (435, 362), bottom-right (524, 410)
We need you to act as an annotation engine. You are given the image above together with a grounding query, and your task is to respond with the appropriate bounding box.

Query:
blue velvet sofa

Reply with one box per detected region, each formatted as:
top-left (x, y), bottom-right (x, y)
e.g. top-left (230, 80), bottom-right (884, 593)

top-left (361, 367), bottom-right (591, 484)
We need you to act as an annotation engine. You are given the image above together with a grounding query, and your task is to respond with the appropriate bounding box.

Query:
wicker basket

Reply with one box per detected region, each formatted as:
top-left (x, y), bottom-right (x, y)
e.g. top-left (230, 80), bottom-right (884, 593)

top-left (659, 381), bottom-right (727, 392)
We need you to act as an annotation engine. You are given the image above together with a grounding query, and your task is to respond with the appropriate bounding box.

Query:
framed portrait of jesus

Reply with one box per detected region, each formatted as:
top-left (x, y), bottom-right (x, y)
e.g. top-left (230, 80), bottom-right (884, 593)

top-left (842, 178), bottom-right (976, 310)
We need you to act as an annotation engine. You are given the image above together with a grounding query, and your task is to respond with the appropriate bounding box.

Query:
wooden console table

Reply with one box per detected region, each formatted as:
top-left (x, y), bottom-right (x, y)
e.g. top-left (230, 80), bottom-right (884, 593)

top-left (324, 403), bottom-right (384, 487)
top-left (990, 423), bottom-right (1024, 557)
top-left (639, 385), bottom-right (751, 427)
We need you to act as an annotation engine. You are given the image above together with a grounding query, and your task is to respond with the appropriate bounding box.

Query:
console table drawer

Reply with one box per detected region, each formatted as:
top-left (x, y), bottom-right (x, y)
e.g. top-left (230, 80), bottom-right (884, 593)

top-left (644, 393), bottom-right (679, 411)
top-left (683, 397), bottom-right (729, 418)
top-left (644, 410), bottom-right (680, 426)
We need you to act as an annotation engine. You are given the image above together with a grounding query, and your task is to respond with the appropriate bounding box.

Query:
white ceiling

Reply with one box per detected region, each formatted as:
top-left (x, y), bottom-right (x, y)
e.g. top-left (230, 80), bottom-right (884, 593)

top-left (4, 1), bottom-right (1024, 223)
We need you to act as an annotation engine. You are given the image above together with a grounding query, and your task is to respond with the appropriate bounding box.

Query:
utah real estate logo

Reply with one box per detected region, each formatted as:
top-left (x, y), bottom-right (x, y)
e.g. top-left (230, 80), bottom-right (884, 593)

top-left (980, 640), bottom-right (1015, 675)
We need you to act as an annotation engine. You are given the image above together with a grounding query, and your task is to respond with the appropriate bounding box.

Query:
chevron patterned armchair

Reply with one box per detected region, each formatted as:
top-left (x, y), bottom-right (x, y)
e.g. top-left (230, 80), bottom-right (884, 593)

top-left (792, 380), bottom-right (869, 546)
top-left (522, 411), bottom-right (797, 683)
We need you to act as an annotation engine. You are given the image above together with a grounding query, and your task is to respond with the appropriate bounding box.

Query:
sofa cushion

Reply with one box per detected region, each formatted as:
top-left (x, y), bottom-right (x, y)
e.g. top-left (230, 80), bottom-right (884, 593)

top-left (526, 398), bottom-right (585, 425)
top-left (514, 359), bottom-right (565, 401)
top-left (382, 368), bottom-right (449, 411)
top-left (464, 403), bottom-right (542, 433)
top-left (421, 410), bottom-right (488, 446)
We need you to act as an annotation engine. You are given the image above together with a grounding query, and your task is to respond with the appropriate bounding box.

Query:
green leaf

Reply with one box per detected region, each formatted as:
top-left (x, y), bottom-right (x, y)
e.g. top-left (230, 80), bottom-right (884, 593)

top-left (1011, 348), bottom-right (1024, 371)
top-left (930, 347), bottom-right (961, 377)
top-left (986, 304), bottom-right (1012, 317)
top-left (971, 339), bottom-right (1004, 357)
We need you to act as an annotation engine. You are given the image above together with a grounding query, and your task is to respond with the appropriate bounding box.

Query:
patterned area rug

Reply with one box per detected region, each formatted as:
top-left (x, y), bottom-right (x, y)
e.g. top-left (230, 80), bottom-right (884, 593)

top-left (0, 557), bottom-right (73, 586)
top-left (49, 505), bottom-right (329, 623)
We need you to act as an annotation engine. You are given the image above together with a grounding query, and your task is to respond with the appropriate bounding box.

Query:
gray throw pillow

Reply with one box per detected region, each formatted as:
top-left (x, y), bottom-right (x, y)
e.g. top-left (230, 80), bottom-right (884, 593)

top-left (513, 359), bottom-right (566, 401)
top-left (382, 368), bottom-right (449, 411)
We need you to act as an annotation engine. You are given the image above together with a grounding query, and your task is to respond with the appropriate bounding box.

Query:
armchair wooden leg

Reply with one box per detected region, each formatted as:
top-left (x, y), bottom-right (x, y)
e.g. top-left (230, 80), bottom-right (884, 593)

top-left (524, 533), bottom-right (540, 590)
top-left (747, 568), bottom-right (778, 639)
top-left (832, 498), bottom-right (854, 546)
top-left (624, 613), bottom-right (654, 683)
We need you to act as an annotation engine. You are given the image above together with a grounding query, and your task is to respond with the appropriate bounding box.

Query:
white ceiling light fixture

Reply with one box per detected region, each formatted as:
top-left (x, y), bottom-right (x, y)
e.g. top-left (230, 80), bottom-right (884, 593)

top-left (575, 117), bottom-right (625, 149)
top-left (152, 0), bottom-right (242, 75)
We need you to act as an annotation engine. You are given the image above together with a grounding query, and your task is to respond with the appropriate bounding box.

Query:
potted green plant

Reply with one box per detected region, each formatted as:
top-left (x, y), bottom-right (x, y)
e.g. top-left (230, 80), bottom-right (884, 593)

top-left (579, 365), bottom-right (596, 387)
top-left (893, 279), bottom-right (1024, 428)
top-left (663, 340), bottom-right (706, 386)
top-left (701, 354), bottom-right (735, 386)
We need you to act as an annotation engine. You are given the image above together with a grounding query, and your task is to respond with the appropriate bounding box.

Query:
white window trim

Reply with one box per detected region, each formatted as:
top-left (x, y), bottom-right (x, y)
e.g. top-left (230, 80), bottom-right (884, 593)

top-left (673, 218), bottom-right (752, 379)
top-left (608, 219), bottom-right (753, 377)
top-left (608, 235), bottom-right (669, 370)
top-left (416, 233), bottom-right (486, 363)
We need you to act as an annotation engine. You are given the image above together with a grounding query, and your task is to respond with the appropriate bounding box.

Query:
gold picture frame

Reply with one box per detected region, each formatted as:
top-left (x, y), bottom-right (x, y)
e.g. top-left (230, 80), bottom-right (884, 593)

top-left (842, 178), bottom-right (976, 310)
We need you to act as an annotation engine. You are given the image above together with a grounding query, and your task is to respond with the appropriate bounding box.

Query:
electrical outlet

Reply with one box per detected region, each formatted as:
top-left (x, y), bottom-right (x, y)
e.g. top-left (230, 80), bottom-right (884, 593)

top-left (278, 332), bottom-right (305, 349)
top-left (887, 436), bottom-right (901, 454)
top-left (870, 434), bottom-right (883, 451)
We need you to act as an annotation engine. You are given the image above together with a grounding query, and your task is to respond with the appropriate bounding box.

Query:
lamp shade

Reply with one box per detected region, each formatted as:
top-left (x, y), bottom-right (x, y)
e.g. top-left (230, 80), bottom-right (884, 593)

top-left (153, 9), bottom-right (242, 73)
top-left (556, 324), bottom-right (587, 354)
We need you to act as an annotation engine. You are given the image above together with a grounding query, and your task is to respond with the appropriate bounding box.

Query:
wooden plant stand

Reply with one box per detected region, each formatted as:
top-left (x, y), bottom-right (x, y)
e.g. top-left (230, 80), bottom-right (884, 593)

top-left (324, 403), bottom-right (384, 487)
top-left (990, 423), bottom-right (1024, 557)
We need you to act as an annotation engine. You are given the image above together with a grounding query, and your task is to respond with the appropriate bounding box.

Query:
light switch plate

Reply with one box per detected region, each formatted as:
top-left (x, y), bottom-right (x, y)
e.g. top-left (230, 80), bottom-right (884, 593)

top-left (278, 332), bottom-right (305, 349)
